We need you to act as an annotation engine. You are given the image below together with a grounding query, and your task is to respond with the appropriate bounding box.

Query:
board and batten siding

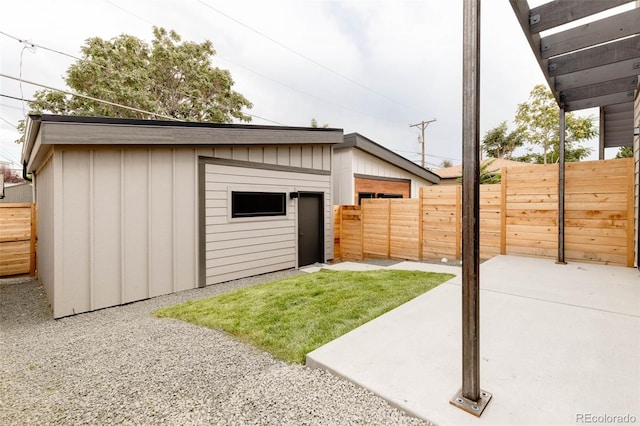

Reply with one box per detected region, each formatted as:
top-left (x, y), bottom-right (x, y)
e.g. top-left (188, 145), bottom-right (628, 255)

top-left (34, 152), bottom-right (55, 304)
top-left (36, 147), bottom-right (198, 318)
top-left (333, 148), bottom-right (434, 205)
top-left (35, 143), bottom-right (332, 318)
top-left (200, 156), bottom-right (333, 286)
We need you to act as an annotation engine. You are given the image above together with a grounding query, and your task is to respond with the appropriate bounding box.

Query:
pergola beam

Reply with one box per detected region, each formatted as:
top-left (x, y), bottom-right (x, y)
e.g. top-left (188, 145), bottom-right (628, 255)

top-left (560, 76), bottom-right (638, 103)
top-left (541, 8), bottom-right (640, 59)
top-left (564, 90), bottom-right (636, 111)
top-left (555, 58), bottom-right (640, 91)
top-left (529, 0), bottom-right (631, 34)
top-left (548, 36), bottom-right (640, 77)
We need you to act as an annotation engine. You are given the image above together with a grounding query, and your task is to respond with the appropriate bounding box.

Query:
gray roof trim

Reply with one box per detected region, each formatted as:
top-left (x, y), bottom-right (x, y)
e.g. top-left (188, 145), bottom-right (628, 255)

top-left (33, 114), bottom-right (343, 133)
top-left (199, 156), bottom-right (331, 176)
top-left (22, 114), bottom-right (344, 169)
top-left (335, 133), bottom-right (441, 184)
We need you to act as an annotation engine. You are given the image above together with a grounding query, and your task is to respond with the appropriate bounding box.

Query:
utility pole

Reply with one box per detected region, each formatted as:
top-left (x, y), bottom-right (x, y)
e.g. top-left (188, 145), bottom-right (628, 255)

top-left (409, 118), bottom-right (436, 168)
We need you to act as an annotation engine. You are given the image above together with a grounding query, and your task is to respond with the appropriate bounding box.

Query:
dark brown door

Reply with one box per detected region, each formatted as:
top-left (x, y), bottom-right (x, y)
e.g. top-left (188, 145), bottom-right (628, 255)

top-left (298, 193), bottom-right (323, 267)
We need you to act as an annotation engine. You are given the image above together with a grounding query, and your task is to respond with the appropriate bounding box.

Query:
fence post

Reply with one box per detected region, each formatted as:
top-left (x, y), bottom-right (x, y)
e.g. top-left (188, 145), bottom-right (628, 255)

top-left (29, 203), bottom-right (37, 276)
top-left (418, 189), bottom-right (424, 260)
top-left (500, 168), bottom-right (507, 255)
top-left (386, 199), bottom-right (391, 259)
top-left (455, 185), bottom-right (462, 259)
top-left (626, 161), bottom-right (635, 267)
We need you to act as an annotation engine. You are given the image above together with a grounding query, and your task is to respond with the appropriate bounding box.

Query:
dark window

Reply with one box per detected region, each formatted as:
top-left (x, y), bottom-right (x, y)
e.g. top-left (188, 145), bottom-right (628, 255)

top-left (358, 192), bottom-right (375, 205)
top-left (231, 192), bottom-right (286, 218)
top-left (377, 193), bottom-right (403, 199)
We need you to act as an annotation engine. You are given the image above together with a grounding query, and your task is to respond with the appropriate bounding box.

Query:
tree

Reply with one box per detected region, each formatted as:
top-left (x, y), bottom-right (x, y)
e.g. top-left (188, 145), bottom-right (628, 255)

top-left (1, 165), bottom-right (24, 183)
top-left (615, 146), bottom-right (634, 159)
top-left (457, 159), bottom-right (501, 184)
top-left (515, 84), bottom-right (596, 164)
top-left (482, 121), bottom-right (523, 159)
top-left (440, 159), bottom-right (453, 168)
top-left (310, 118), bottom-right (329, 128)
top-left (26, 27), bottom-right (252, 124)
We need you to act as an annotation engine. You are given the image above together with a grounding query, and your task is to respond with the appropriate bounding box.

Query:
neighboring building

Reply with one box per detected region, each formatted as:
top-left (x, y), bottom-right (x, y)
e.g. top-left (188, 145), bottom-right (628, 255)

top-left (333, 133), bottom-right (440, 205)
top-left (434, 158), bottom-right (530, 185)
top-left (0, 182), bottom-right (33, 203)
top-left (22, 114), bottom-right (343, 318)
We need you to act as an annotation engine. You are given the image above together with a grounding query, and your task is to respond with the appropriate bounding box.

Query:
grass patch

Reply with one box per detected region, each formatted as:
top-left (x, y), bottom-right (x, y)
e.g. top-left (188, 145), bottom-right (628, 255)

top-left (155, 269), bottom-right (454, 364)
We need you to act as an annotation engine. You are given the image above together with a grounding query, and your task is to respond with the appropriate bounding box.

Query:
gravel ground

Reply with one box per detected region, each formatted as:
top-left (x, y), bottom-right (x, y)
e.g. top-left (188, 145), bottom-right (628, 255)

top-left (0, 268), bottom-right (432, 426)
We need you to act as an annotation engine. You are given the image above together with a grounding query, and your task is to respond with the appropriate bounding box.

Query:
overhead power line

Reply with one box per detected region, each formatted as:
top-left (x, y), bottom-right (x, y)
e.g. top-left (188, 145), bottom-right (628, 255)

top-left (0, 73), bottom-right (182, 121)
top-left (0, 116), bottom-right (18, 129)
top-left (0, 30), bottom-right (81, 62)
top-left (197, 0), bottom-right (425, 116)
top-left (1, 29), bottom-right (278, 125)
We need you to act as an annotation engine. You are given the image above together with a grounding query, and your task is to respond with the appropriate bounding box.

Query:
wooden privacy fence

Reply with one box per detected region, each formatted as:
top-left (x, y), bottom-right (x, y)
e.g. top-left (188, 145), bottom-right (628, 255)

top-left (334, 158), bottom-right (635, 267)
top-left (0, 203), bottom-right (37, 277)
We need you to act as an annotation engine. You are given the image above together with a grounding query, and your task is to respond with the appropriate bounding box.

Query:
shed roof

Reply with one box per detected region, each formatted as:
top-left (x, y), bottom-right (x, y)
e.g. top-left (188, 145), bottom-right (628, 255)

top-left (22, 114), bottom-right (344, 172)
top-left (510, 0), bottom-right (639, 149)
top-left (335, 133), bottom-right (441, 184)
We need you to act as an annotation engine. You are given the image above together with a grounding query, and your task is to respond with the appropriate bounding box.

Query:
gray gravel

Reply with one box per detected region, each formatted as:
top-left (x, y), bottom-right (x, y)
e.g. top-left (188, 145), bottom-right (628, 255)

top-left (0, 269), bottom-right (431, 425)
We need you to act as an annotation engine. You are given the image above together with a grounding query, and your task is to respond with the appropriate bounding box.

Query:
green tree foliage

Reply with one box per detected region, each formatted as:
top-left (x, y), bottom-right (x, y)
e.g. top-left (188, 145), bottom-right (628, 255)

top-left (440, 159), bottom-right (453, 168)
top-left (310, 118), bottom-right (329, 128)
top-left (482, 121), bottom-right (523, 159)
top-left (27, 27), bottom-right (252, 123)
top-left (615, 146), bottom-right (634, 159)
top-left (457, 159), bottom-right (501, 185)
top-left (514, 84), bottom-right (596, 164)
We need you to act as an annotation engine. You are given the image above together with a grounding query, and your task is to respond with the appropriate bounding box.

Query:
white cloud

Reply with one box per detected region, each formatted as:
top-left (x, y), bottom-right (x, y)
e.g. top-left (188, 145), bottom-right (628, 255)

top-left (0, 0), bottom-right (608, 168)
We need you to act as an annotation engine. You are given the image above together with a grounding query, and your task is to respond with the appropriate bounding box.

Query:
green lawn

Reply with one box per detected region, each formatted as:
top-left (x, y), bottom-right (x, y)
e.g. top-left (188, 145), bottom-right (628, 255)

top-left (155, 269), bottom-right (454, 364)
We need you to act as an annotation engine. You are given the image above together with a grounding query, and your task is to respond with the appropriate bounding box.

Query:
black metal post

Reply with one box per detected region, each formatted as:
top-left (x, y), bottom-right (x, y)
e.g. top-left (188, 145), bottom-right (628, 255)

top-left (558, 108), bottom-right (566, 264)
top-left (450, 0), bottom-right (492, 416)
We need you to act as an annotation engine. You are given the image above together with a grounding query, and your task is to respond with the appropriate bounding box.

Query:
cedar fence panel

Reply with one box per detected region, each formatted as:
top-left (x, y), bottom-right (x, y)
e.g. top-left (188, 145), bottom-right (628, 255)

top-left (333, 158), bottom-right (635, 267)
top-left (0, 203), bottom-right (37, 277)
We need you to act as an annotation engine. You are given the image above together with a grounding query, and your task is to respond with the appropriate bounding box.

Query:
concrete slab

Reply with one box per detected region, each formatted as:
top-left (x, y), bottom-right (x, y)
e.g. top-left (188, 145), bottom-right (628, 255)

top-left (307, 255), bottom-right (640, 425)
top-left (386, 261), bottom-right (462, 277)
top-left (300, 262), bottom-right (385, 274)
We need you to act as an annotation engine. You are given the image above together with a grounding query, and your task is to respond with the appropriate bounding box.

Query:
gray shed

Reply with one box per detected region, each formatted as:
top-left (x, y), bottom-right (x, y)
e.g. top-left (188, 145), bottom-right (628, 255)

top-left (0, 182), bottom-right (33, 203)
top-left (22, 115), bottom-right (342, 318)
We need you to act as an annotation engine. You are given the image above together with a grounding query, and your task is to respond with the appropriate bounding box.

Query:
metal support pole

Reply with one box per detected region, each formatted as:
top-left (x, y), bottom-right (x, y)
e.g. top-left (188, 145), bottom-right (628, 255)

top-left (598, 107), bottom-right (605, 160)
top-left (450, 0), bottom-right (492, 416)
top-left (557, 108), bottom-right (566, 264)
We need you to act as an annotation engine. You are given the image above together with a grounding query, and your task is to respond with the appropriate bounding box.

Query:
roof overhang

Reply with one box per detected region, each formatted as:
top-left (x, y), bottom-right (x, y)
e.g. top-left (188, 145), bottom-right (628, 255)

top-left (22, 114), bottom-right (344, 172)
top-left (336, 133), bottom-right (441, 184)
top-left (510, 0), bottom-right (640, 149)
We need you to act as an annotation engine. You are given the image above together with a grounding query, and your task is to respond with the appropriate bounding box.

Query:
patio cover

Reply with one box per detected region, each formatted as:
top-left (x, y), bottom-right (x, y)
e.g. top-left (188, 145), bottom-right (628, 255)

top-left (510, 0), bottom-right (640, 153)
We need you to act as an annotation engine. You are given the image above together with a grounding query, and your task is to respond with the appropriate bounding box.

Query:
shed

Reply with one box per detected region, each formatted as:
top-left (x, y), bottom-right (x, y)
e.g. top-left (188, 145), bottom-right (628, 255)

top-left (333, 133), bottom-right (440, 205)
top-left (22, 114), bottom-right (343, 318)
top-left (0, 182), bottom-right (33, 203)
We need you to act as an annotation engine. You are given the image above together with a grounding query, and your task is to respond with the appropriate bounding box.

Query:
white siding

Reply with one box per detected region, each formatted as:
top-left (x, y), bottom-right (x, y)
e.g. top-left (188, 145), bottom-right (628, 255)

top-left (333, 149), bottom-right (355, 205)
top-left (203, 162), bottom-right (332, 285)
top-left (49, 147), bottom-right (198, 318)
top-left (333, 148), bottom-right (434, 205)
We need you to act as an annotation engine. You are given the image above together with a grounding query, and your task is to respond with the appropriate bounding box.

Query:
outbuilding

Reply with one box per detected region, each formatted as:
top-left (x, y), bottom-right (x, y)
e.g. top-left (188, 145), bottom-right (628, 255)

top-left (22, 115), bottom-right (342, 318)
top-left (333, 133), bottom-right (440, 205)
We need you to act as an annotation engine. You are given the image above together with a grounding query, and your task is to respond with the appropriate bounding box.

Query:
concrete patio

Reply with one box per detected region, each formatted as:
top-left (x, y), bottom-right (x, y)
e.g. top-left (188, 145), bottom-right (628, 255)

top-left (305, 255), bottom-right (640, 425)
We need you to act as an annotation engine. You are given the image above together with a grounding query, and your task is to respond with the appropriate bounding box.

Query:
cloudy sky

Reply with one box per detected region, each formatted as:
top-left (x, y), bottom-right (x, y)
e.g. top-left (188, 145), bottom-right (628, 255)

top-left (0, 0), bottom-right (611, 173)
